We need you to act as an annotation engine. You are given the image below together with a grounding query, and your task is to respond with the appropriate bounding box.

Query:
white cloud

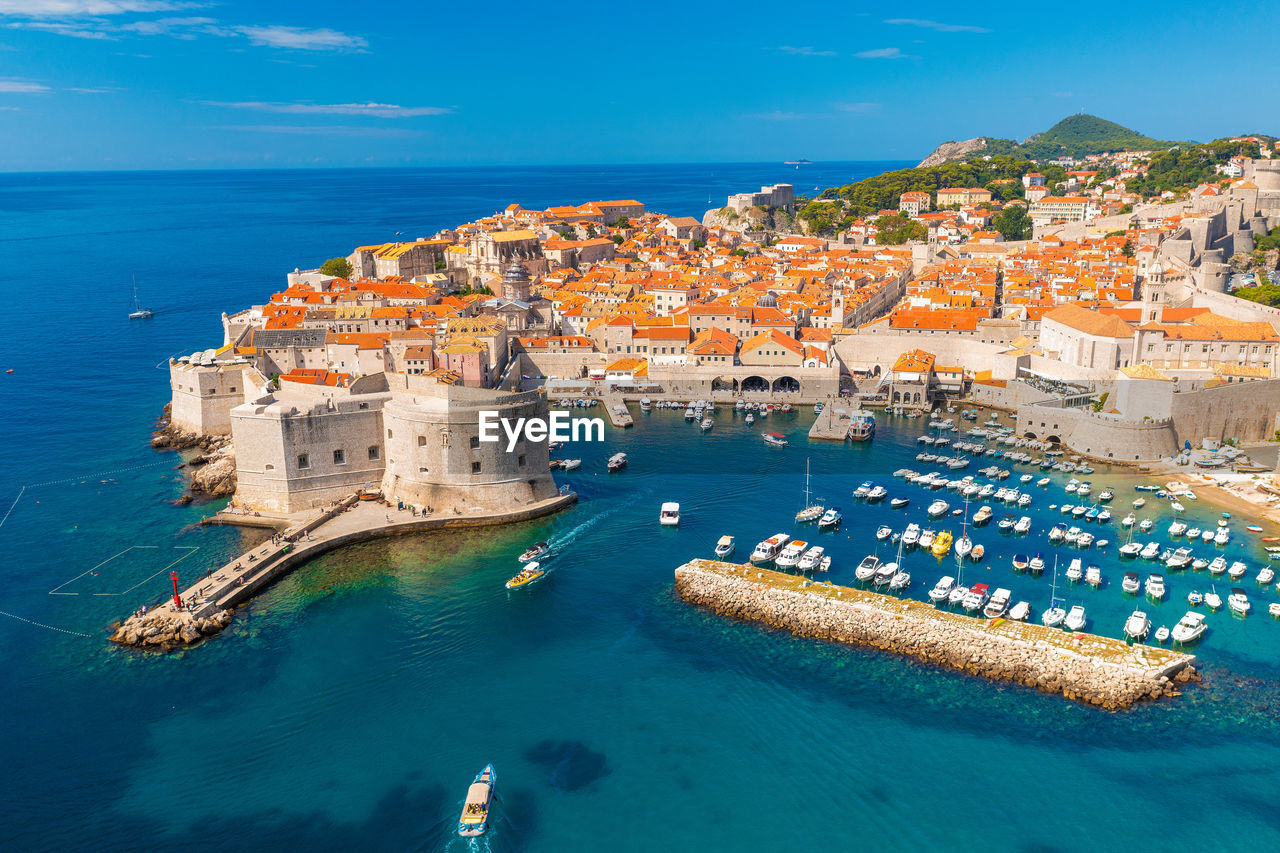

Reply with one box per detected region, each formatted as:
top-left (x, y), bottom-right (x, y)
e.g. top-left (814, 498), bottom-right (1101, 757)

top-left (777, 45), bottom-right (835, 57)
top-left (0, 0), bottom-right (198, 15)
top-left (205, 100), bottom-right (450, 118)
top-left (5, 19), bottom-right (112, 37)
top-left (217, 124), bottom-right (417, 138)
top-left (884, 18), bottom-right (990, 33)
top-left (834, 101), bottom-right (880, 113)
top-left (0, 78), bottom-right (50, 92)
top-left (855, 47), bottom-right (908, 59)
top-left (233, 25), bottom-right (365, 51)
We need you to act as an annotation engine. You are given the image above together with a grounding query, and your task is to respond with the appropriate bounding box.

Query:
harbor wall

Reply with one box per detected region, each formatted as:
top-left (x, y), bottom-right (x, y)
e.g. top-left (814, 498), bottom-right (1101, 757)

top-left (674, 560), bottom-right (1196, 709)
top-left (1015, 405), bottom-right (1179, 464)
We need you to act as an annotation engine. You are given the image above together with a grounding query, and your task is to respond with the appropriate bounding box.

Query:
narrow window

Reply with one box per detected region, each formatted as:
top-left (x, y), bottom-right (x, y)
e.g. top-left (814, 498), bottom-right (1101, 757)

top-left (472, 461), bottom-right (482, 473)
top-left (297, 454), bottom-right (310, 470)
top-left (333, 449), bottom-right (345, 465)
top-left (368, 445), bottom-right (380, 460)
top-left (470, 436), bottom-right (480, 449)
top-left (418, 435), bottom-right (427, 447)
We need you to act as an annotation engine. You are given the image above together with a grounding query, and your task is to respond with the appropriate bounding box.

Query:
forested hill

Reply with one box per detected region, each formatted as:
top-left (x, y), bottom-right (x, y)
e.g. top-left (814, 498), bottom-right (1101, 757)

top-left (918, 114), bottom-right (1182, 166)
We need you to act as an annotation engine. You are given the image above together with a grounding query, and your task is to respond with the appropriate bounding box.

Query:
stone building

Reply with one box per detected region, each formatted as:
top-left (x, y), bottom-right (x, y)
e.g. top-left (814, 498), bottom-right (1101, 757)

top-left (168, 360), bottom-right (266, 436)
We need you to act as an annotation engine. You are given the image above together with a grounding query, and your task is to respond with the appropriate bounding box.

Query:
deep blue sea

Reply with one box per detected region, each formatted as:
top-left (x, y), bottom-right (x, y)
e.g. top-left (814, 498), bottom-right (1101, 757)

top-left (4, 163), bottom-right (1280, 852)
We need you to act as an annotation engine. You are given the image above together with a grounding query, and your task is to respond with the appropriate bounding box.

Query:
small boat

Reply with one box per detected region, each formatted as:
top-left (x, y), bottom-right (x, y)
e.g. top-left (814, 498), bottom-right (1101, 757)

top-left (954, 535), bottom-right (973, 558)
top-left (901, 524), bottom-right (921, 546)
top-left (1012, 553), bottom-right (1029, 572)
top-left (1121, 572), bottom-right (1140, 594)
top-left (505, 561), bottom-right (547, 590)
top-left (1171, 611), bottom-right (1207, 644)
top-left (1154, 626), bottom-right (1170, 643)
top-left (1247, 525), bottom-right (1264, 533)
top-left (1186, 526), bottom-right (1201, 539)
top-left (519, 542), bottom-right (549, 562)
top-left (1209, 556), bottom-right (1227, 575)
top-left (1170, 501), bottom-right (1185, 513)
top-left (775, 540), bottom-right (808, 569)
top-left (1169, 520), bottom-right (1188, 537)
top-left (889, 497), bottom-right (910, 509)
top-left (983, 587), bottom-right (1011, 619)
top-left (128, 277), bottom-right (153, 320)
top-left (931, 530), bottom-right (953, 557)
top-left (560, 458), bottom-right (581, 471)
top-left (1214, 527), bottom-right (1230, 546)
top-left (818, 507), bottom-right (842, 529)
top-left (762, 432), bottom-right (788, 447)
top-left (970, 544), bottom-right (985, 562)
top-left (928, 575), bottom-right (955, 604)
top-left (1146, 573), bottom-right (1166, 599)
top-left (1008, 601), bottom-right (1031, 621)
top-left (751, 533), bottom-right (790, 563)
top-left (855, 555), bottom-right (881, 582)
top-left (458, 764), bottom-right (496, 837)
top-left (1228, 561), bottom-right (1247, 580)
top-left (1085, 565), bottom-right (1102, 587)
top-left (1064, 605), bottom-right (1087, 631)
top-left (1259, 567), bottom-right (1275, 585)
top-left (659, 502), bottom-right (681, 526)
top-left (1119, 541), bottom-right (1141, 558)
top-left (889, 569), bottom-right (911, 590)
top-left (1133, 498), bottom-right (1147, 509)
top-left (1228, 588), bottom-right (1251, 615)
top-left (1124, 610), bottom-right (1151, 640)
top-left (745, 413), bottom-right (755, 425)
top-left (1188, 590), bottom-right (1203, 606)
top-left (1029, 553), bottom-right (1045, 573)
top-left (700, 417), bottom-right (714, 431)
top-left (714, 535), bottom-right (735, 558)
top-left (973, 505), bottom-right (993, 525)
top-left (1014, 516), bottom-right (1032, 534)
top-left (962, 583), bottom-right (990, 612)
top-left (797, 545), bottom-right (825, 572)
top-left (639, 397), bottom-right (652, 412)
top-left (927, 499), bottom-right (950, 518)
top-left (1066, 558), bottom-right (1083, 582)
top-left (873, 561), bottom-right (897, 587)
top-left (1205, 588), bottom-right (1223, 610)
top-left (876, 525), bottom-right (893, 541)
top-left (607, 452), bottom-right (628, 472)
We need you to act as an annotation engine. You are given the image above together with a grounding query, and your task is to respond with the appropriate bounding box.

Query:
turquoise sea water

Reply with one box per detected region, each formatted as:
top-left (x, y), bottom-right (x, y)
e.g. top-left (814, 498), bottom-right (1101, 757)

top-left (4, 164), bottom-right (1280, 851)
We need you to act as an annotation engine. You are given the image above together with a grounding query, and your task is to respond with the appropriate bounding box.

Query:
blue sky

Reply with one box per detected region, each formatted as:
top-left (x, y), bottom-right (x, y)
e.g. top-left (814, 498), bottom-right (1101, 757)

top-left (0, 0), bottom-right (1276, 171)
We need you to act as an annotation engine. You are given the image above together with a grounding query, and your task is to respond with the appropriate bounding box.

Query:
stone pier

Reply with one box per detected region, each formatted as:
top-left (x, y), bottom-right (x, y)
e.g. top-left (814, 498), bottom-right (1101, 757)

top-left (808, 404), bottom-right (855, 440)
top-left (675, 559), bottom-right (1196, 709)
top-left (604, 397), bottom-right (634, 428)
top-left (110, 490), bottom-right (577, 651)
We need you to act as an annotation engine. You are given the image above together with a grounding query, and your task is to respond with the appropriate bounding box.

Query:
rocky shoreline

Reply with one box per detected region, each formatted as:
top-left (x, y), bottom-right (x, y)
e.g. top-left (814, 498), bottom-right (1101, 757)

top-left (675, 560), bottom-right (1197, 710)
top-left (150, 404), bottom-right (237, 498)
top-left (110, 606), bottom-right (232, 650)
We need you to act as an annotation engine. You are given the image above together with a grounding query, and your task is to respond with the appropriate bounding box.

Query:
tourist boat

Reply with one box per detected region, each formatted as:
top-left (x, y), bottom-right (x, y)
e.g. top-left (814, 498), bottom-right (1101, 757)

top-left (1124, 610), bottom-right (1151, 640)
top-left (848, 411), bottom-right (876, 442)
top-left (876, 525), bottom-right (893, 541)
top-left (639, 398), bottom-right (652, 412)
top-left (1171, 611), bottom-right (1208, 644)
top-left (1259, 567), bottom-right (1275, 585)
top-left (505, 561), bottom-right (547, 590)
top-left (890, 497), bottom-right (910, 509)
top-left (1229, 588), bottom-right (1251, 615)
top-left (1228, 560), bottom-right (1247, 580)
top-left (714, 535), bottom-right (735, 558)
top-left (1205, 588), bottom-right (1223, 610)
top-left (1169, 520), bottom-right (1188, 537)
top-left (818, 507), bottom-right (842, 529)
top-left (775, 540), bottom-right (807, 569)
top-left (983, 587), bottom-right (1011, 619)
top-left (928, 575), bottom-right (955, 604)
top-left (750, 533), bottom-right (790, 563)
top-left (1188, 590), bottom-right (1203, 606)
top-left (901, 524), bottom-right (921, 546)
top-left (519, 542), bottom-right (549, 562)
top-left (1146, 573), bottom-right (1166, 600)
top-left (962, 583), bottom-right (990, 612)
top-left (973, 505), bottom-right (993, 525)
top-left (970, 544), bottom-right (985, 563)
top-left (762, 432), bottom-right (788, 447)
top-left (607, 452), bottom-right (628, 472)
top-left (1064, 605), bottom-right (1087, 632)
top-left (1208, 556), bottom-right (1228, 575)
top-left (931, 530), bottom-right (953, 557)
top-left (927, 499), bottom-right (950, 518)
top-left (659, 502), bottom-right (681, 526)
top-left (855, 555), bottom-right (881, 582)
top-left (797, 545), bottom-right (825, 572)
top-left (1085, 565), bottom-right (1102, 587)
top-left (1014, 516), bottom-right (1032, 534)
top-left (1122, 572), bottom-right (1140, 594)
top-left (1011, 553), bottom-right (1029, 572)
top-left (457, 764), bottom-right (496, 837)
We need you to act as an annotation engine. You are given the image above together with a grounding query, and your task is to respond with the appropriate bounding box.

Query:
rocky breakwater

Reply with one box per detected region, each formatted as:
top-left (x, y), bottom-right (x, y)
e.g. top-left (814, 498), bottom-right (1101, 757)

top-left (110, 605), bottom-right (233, 651)
top-left (675, 560), bottom-right (1198, 709)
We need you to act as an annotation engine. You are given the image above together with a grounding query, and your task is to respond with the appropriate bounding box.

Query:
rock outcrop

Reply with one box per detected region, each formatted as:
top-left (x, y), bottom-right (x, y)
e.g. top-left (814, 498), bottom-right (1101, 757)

top-left (189, 445), bottom-right (236, 497)
top-left (110, 607), bottom-right (233, 650)
top-left (917, 137), bottom-right (989, 168)
top-left (675, 560), bottom-right (1197, 709)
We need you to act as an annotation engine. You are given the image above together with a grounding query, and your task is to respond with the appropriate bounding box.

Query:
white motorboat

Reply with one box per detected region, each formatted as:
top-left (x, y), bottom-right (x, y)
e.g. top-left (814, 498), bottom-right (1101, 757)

top-left (1201, 528), bottom-right (1215, 543)
top-left (1119, 541), bottom-right (1141, 558)
top-left (1085, 565), bottom-right (1102, 587)
top-left (1029, 554), bottom-right (1046, 573)
top-left (1121, 513), bottom-right (1136, 528)
top-left (1140, 541), bottom-right (1161, 560)
top-left (607, 452), bottom-right (628, 471)
top-left (1258, 567), bottom-right (1275, 585)
top-left (919, 529), bottom-right (936, 548)
top-left (1214, 527), bottom-right (1230, 546)
top-left (889, 569), bottom-right (911, 590)
top-left (1121, 571), bottom-right (1140, 594)
top-left (876, 525), bottom-right (893, 541)
top-left (901, 524), bottom-right (921, 546)
top-left (962, 583), bottom-right (990, 612)
top-left (1048, 524), bottom-right (1067, 543)
top-left (1064, 605), bottom-right (1087, 632)
top-left (1124, 610), bottom-right (1151, 640)
top-left (1153, 626), bottom-right (1170, 642)
top-left (1146, 573), bottom-right (1166, 600)
top-left (973, 505), bottom-right (993, 525)
top-left (867, 485), bottom-right (888, 502)
top-left (947, 584), bottom-right (970, 606)
top-left (855, 555), bottom-right (881, 582)
top-left (1008, 601), bottom-right (1031, 621)
top-left (1228, 561), bottom-right (1247, 580)
top-left (1171, 611), bottom-right (1207, 644)
top-left (927, 499), bottom-right (950, 518)
top-left (1139, 518), bottom-right (1154, 531)
top-left (873, 561), bottom-right (897, 587)
top-left (983, 587), bottom-right (1011, 619)
top-left (818, 556), bottom-right (832, 572)
top-left (928, 575), bottom-right (955, 604)
top-left (1228, 588), bottom-right (1251, 615)
top-left (1186, 527), bottom-right (1202, 539)
top-left (1014, 516), bottom-right (1032, 534)
top-left (1076, 531), bottom-right (1094, 548)
top-left (1205, 588), bottom-right (1223, 610)
top-left (560, 458), bottom-right (581, 471)
top-left (750, 533), bottom-right (790, 563)
top-left (714, 535), bottom-right (735, 558)
top-left (1165, 548), bottom-right (1193, 570)
top-left (659, 502), bottom-right (681, 526)
top-left (1065, 558), bottom-right (1083, 582)
top-left (818, 507), bottom-right (842, 529)
top-left (797, 545), bottom-right (825, 572)
top-left (775, 540), bottom-right (808, 569)
top-left (639, 397), bottom-right (652, 412)
top-left (1168, 520), bottom-right (1188, 537)
top-left (1208, 556), bottom-right (1228, 575)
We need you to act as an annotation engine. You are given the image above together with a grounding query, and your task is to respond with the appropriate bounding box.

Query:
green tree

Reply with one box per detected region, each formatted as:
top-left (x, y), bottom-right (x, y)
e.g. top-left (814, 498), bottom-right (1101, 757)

top-left (1121, 239), bottom-right (1135, 258)
top-left (993, 206), bottom-right (1032, 241)
top-left (320, 257), bottom-right (353, 278)
top-left (612, 216), bottom-right (630, 228)
top-left (611, 234), bottom-right (624, 245)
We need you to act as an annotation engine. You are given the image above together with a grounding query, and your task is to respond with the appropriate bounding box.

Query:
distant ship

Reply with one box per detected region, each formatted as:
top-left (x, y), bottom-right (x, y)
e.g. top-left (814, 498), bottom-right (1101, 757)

top-left (783, 159), bottom-right (812, 166)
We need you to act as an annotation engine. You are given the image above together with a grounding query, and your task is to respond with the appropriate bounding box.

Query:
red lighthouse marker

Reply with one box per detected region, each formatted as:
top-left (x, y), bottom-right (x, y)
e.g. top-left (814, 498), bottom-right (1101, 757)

top-left (171, 571), bottom-right (183, 609)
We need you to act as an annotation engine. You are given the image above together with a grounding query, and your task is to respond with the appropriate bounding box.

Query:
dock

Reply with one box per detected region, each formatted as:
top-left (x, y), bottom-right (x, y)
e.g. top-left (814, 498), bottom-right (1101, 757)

top-left (675, 559), bottom-right (1196, 709)
top-left (807, 404), bottom-right (855, 441)
top-left (604, 397), bottom-right (634, 428)
top-left (111, 490), bottom-right (577, 650)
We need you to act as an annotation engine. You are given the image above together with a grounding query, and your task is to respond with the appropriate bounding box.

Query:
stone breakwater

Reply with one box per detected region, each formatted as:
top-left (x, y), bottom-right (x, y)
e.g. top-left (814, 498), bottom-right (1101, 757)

top-left (675, 560), bottom-right (1197, 709)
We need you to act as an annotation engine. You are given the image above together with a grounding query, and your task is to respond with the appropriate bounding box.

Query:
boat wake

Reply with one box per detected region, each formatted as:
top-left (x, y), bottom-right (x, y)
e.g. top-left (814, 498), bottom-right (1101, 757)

top-left (545, 495), bottom-right (644, 554)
